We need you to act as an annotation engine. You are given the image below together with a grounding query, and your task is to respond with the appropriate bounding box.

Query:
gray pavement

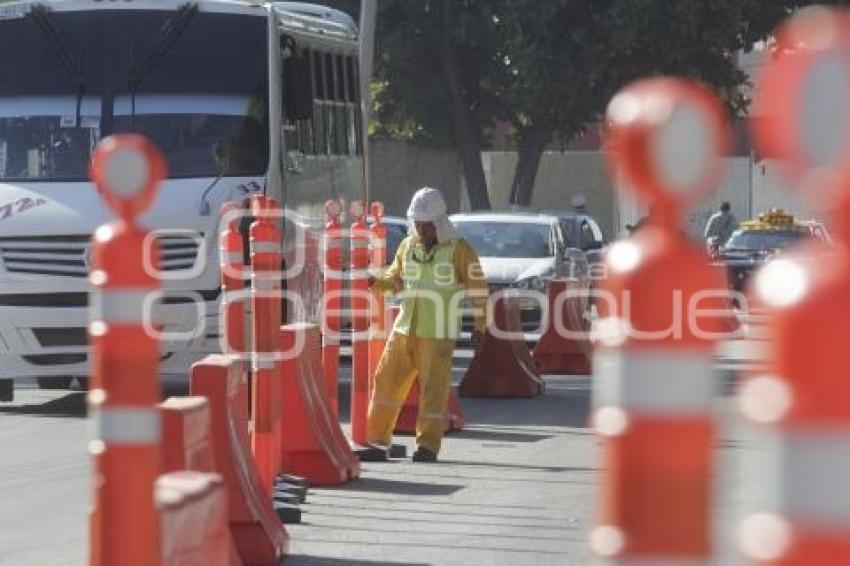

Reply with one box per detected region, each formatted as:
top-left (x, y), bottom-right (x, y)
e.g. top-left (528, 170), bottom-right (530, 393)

top-left (287, 375), bottom-right (594, 566)
top-left (0, 321), bottom-right (765, 566)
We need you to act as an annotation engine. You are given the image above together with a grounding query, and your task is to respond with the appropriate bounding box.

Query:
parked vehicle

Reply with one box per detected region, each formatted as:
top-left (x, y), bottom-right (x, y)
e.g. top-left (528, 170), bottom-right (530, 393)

top-left (713, 209), bottom-right (832, 296)
top-left (451, 212), bottom-right (588, 331)
top-left (542, 209), bottom-right (609, 267)
top-left (0, 1), bottom-right (367, 390)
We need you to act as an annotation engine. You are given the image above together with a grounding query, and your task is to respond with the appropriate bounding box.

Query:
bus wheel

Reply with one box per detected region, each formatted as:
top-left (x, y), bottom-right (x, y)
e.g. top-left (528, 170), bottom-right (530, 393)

top-left (36, 376), bottom-right (73, 390)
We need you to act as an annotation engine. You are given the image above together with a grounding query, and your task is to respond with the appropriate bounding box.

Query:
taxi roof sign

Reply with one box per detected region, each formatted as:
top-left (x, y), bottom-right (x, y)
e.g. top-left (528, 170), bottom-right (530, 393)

top-left (758, 209), bottom-right (795, 225)
top-left (739, 208), bottom-right (811, 232)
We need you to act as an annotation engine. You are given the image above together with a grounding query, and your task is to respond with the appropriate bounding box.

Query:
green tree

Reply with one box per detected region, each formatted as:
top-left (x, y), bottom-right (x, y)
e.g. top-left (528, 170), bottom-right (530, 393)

top-left (374, 0), bottom-right (815, 209)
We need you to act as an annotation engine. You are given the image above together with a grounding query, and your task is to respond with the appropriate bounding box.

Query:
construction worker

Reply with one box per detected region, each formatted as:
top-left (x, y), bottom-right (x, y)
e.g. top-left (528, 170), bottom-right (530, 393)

top-left (572, 194), bottom-right (587, 211)
top-left (366, 187), bottom-right (488, 463)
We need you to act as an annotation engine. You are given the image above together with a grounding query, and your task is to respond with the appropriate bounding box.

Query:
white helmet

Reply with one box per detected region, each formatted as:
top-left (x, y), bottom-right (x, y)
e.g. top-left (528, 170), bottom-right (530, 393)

top-left (407, 187), bottom-right (447, 222)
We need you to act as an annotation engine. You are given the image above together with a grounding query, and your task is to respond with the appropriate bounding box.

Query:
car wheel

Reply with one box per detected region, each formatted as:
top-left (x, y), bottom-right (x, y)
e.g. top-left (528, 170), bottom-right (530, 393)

top-left (36, 376), bottom-right (74, 390)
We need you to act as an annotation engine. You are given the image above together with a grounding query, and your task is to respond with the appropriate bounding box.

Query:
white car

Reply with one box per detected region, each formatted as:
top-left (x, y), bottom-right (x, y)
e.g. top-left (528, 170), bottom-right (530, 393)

top-left (450, 212), bottom-right (588, 330)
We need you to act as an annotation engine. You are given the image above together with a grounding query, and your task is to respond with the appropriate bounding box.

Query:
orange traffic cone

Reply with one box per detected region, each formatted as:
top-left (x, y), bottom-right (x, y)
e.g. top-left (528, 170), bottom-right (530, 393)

top-left (533, 278), bottom-right (593, 375)
top-left (459, 296), bottom-right (545, 397)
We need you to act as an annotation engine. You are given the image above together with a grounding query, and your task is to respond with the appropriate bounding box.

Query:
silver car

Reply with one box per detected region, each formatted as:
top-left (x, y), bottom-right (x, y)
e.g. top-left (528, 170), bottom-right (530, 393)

top-left (451, 212), bottom-right (588, 331)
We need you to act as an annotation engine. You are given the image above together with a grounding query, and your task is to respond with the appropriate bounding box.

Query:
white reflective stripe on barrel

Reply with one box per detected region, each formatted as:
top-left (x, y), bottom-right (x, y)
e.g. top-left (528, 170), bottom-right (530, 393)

top-left (251, 242), bottom-right (279, 253)
top-left (350, 330), bottom-right (370, 342)
top-left (350, 239), bottom-right (369, 249)
top-left (323, 239), bottom-right (343, 249)
top-left (253, 356), bottom-right (277, 370)
top-left (594, 349), bottom-right (715, 415)
top-left (251, 276), bottom-right (279, 290)
top-left (220, 251), bottom-right (243, 264)
top-left (770, 428), bottom-right (850, 526)
top-left (91, 289), bottom-right (150, 324)
top-left (90, 407), bottom-right (160, 444)
top-left (348, 269), bottom-right (371, 280)
top-left (323, 334), bottom-right (340, 347)
top-left (222, 290), bottom-right (246, 304)
top-left (323, 268), bottom-right (345, 280)
top-left (608, 558), bottom-right (707, 566)
top-left (370, 240), bottom-right (386, 248)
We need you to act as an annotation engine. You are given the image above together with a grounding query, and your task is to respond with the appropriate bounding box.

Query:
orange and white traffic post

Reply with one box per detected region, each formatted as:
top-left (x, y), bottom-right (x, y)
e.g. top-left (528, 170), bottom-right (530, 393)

top-left (220, 203), bottom-right (247, 357)
top-left (739, 9), bottom-right (850, 564)
top-left (349, 200), bottom-right (371, 445)
top-left (368, 201), bottom-right (388, 399)
top-left (87, 134), bottom-right (167, 566)
top-left (219, 203), bottom-right (249, 415)
top-left (591, 79), bottom-right (731, 562)
top-left (322, 198), bottom-right (345, 416)
top-left (249, 195), bottom-right (284, 490)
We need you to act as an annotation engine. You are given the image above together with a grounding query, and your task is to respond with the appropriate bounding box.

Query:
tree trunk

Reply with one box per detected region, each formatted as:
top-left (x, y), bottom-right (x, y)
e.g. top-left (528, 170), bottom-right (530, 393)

top-left (437, 0), bottom-right (490, 210)
top-left (509, 121), bottom-right (553, 208)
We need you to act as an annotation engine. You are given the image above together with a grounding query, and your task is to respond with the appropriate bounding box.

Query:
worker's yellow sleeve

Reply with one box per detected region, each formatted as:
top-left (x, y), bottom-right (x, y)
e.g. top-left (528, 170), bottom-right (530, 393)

top-left (371, 237), bottom-right (409, 293)
top-left (454, 238), bottom-right (489, 332)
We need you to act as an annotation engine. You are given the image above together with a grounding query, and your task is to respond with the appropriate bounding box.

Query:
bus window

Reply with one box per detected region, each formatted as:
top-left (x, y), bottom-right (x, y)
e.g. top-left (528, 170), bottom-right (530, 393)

top-left (312, 51), bottom-right (326, 155)
top-left (335, 54), bottom-right (348, 155)
top-left (344, 56), bottom-right (358, 156)
top-left (293, 49), bottom-right (314, 154)
top-left (323, 52), bottom-right (337, 155)
top-left (346, 57), bottom-right (358, 103)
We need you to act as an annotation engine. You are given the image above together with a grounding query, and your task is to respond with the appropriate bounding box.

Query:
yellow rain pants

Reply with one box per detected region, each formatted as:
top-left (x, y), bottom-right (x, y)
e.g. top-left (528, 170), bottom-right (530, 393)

top-left (366, 331), bottom-right (455, 454)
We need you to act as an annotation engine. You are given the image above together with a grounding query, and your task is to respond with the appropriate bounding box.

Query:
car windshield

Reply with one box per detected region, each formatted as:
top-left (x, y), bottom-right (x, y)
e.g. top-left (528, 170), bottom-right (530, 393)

top-left (453, 221), bottom-right (554, 258)
top-left (722, 229), bottom-right (807, 252)
top-left (0, 8), bottom-right (268, 181)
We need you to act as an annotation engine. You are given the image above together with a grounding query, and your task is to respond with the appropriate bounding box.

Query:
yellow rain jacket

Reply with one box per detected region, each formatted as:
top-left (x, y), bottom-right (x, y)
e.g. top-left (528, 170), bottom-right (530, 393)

top-left (368, 235), bottom-right (487, 453)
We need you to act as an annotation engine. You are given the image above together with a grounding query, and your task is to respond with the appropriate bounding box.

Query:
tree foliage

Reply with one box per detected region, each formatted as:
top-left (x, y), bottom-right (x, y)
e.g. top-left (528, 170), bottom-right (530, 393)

top-left (374, 0), bottom-right (820, 209)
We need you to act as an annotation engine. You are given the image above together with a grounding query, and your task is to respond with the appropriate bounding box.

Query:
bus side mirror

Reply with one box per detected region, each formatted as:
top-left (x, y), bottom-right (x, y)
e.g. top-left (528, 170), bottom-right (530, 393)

top-left (283, 52), bottom-right (313, 121)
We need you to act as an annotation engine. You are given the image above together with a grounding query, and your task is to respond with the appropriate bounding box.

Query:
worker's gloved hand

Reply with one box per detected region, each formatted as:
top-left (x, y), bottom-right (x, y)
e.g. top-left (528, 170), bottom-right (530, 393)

top-left (388, 276), bottom-right (403, 293)
top-left (368, 275), bottom-right (402, 293)
top-left (471, 330), bottom-right (485, 351)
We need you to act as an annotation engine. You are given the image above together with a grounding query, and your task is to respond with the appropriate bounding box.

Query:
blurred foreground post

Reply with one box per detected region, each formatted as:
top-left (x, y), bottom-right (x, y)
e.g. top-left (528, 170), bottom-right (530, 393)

top-left (87, 135), bottom-right (166, 566)
top-left (592, 78), bottom-right (731, 562)
top-left (740, 8), bottom-right (850, 564)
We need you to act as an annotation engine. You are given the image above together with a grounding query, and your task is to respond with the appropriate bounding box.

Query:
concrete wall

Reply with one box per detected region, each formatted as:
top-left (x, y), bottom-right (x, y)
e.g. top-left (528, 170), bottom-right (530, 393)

top-left (369, 140), bottom-right (820, 238)
top-left (367, 139), bottom-right (462, 217)
top-left (751, 159), bottom-right (817, 222)
top-left (686, 157), bottom-right (753, 238)
top-left (473, 151), bottom-right (618, 239)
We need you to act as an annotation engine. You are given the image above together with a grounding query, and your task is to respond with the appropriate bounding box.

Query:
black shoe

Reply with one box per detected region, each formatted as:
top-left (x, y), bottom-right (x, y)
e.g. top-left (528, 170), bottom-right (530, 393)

top-left (411, 447), bottom-right (438, 463)
top-left (356, 443), bottom-right (389, 462)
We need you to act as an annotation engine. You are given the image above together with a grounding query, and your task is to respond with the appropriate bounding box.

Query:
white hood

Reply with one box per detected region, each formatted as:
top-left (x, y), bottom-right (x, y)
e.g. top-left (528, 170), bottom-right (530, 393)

top-left (0, 177), bottom-right (264, 236)
top-left (479, 256), bottom-right (556, 284)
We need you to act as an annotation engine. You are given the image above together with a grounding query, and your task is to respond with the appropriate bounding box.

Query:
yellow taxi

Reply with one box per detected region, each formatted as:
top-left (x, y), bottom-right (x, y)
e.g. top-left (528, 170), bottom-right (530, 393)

top-left (713, 209), bottom-right (831, 294)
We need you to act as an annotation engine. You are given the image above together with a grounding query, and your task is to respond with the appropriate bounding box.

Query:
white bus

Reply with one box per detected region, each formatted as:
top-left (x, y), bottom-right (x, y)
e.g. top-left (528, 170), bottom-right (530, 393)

top-left (0, 0), bottom-right (366, 390)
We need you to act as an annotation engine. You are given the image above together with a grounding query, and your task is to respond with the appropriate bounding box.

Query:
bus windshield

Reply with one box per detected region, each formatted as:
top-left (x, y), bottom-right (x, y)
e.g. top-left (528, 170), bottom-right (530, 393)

top-left (0, 8), bottom-right (269, 181)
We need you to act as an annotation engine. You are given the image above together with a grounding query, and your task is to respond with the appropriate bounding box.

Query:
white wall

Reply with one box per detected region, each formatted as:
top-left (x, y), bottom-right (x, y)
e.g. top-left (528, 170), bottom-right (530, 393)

top-left (470, 150), bottom-right (618, 239)
top-left (371, 142), bottom-right (820, 237)
top-left (368, 139), bottom-right (461, 217)
top-left (751, 159), bottom-right (817, 222)
top-left (685, 157), bottom-right (753, 237)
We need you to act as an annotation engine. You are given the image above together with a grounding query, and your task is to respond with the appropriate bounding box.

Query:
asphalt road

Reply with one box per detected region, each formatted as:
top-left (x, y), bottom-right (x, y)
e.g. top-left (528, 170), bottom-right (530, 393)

top-left (0, 319), bottom-right (765, 566)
